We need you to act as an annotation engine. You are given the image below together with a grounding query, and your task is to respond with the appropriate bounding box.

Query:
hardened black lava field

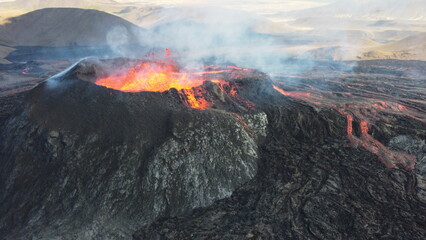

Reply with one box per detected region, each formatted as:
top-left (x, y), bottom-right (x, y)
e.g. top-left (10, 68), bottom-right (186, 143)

top-left (0, 59), bottom-right (425, 239)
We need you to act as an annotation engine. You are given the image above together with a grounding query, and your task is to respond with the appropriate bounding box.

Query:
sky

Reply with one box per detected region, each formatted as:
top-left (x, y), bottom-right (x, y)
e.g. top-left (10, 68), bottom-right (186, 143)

top-left (0, 0), bottom-right (331, 2)
top-left (1, 1), bottom-right (424, 22)
top-left (0, 0), bottom-right (334, 7)
top-left (117, 0), bottom-right (334, 10)
top-left (0, 0), bottom-right (334, 17)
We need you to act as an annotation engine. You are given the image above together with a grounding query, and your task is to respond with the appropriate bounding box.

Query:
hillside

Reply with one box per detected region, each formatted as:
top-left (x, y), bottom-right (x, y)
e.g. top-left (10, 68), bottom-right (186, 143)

top-left (361, 33), bottom-right (426, 60)
top-left (379, 33), bottom-right (426, 52)
top-left (0, 8), bottom-right (144, 47)
top-left (0, 45), bottom-right (14, 64)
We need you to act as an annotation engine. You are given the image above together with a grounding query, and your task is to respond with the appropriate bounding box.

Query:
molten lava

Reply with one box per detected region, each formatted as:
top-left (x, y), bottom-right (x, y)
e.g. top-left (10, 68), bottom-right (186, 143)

top-left (342, 111), bottom-right (416, 170)
top-left (272, 81), bottom-right (422, 170)
top-left (96, 62), bottom-right (206, 93)
top-left (181, 88), bottom-right (211, 110)
top-left (94, 50), bottom-right (254, 110)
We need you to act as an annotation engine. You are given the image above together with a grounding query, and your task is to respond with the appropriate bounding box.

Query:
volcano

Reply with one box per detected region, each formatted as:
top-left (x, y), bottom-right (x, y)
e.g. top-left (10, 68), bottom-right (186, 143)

top-left (0, 56), bottom-right (270, 239)
top-left (0, 57), bottom-right (425, 239)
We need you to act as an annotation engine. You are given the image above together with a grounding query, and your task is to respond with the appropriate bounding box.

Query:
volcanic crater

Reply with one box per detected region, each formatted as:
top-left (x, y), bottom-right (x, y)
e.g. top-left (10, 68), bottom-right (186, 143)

top-left (0, 57), bottom-right (272, 239)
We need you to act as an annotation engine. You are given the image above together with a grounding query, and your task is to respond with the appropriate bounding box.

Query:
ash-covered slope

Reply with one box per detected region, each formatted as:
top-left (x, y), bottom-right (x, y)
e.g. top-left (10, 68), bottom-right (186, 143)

top-left (0, 8), bottom-right (143, 47)
top-left (0, 58), bottom-right (268, 239)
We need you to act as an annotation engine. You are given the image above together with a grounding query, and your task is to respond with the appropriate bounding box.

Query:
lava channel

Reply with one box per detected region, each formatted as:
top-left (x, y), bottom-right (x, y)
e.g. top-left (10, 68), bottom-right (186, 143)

top-left (272, 84), bottom-right (420, 170)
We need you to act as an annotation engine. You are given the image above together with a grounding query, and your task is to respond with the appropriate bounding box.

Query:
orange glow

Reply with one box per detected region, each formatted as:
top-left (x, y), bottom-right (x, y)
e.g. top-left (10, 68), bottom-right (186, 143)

top-left (273, 85), bottom-right (322, 105)
top-left (273, 80), bottom-right (417, 170)
top-left (342, 112), bottom-right (415, 169)
top-left (94, 50), bottom-right (254, 110)
top-left (346, 115), bottom-right (353, 135)
top-left (95, 60), bottom-right (216, 110)
top-left (273, 85), bottom-right (312, 98)
top-left (94, 61), bottom-right (235, 110)
top-left (360, 121), bottom-right (369, 134)
top-left (96, 62), bottom-right (206, 93)
top-left (181, 88), bottom-right (211, 110)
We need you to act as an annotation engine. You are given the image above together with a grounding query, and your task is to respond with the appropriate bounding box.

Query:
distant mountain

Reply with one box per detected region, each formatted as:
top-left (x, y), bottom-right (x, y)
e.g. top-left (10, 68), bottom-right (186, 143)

top-left (0, 8), bottom-right (144, 47)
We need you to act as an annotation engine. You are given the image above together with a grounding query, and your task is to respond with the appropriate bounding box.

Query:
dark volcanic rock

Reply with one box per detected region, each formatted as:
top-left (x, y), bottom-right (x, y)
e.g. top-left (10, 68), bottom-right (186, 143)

top-left (389, 135), bottom-right (426, 203)
top-left (0, 59), bottom-right (267, 239)
top-left (1, 59), bottom-right (425, 240)
top-left (133, 61), bottom-right (426, 240)
top-left (134, 105), bottom-right (426, 240)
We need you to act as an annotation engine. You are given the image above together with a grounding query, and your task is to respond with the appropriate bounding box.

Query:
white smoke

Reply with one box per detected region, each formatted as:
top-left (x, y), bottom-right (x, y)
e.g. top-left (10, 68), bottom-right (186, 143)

top-left (128, 6), bottom-right (301, 73)
top-left (106, 25), bottom-right (130, 56)
top-left (2, 0), bottom-right (425, 74)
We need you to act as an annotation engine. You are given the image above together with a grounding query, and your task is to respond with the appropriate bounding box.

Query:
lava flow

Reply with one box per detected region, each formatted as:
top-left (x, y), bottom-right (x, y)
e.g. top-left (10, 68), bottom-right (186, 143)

top-left (95, 50), bottom-right (253, 110)
top-left (342, 111), bottom-right (416, 169)
top-left (272, 73), bottom-right (425, 170)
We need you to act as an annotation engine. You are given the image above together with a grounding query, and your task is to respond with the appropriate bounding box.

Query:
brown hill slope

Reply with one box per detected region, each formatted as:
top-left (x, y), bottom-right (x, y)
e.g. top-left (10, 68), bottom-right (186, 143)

top-left (0, 8), bottom-right (143, 47)
top-left (362, 33), bottom-right (426, 60)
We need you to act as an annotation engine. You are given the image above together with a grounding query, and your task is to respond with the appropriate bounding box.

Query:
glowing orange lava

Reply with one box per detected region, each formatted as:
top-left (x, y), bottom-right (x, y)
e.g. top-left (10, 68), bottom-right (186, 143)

top-left (346, 114), bottom-right (354, 135)
top-left (273, 82), bottom-right (418, 170)
top-left (96, 62), bottom-right (206, 93)
top-left (360, 121), bottom-right (369, 134)
top-left (181, 88), bottom-right (211, 110)
top-left (342, 112), bottom-right (416, 170)
top-left (95, 61), bottom-right (213, 109)
top-left (94, 50), bottom-right (254, 110)
top-left (273, 85), bottom-right (322, 105)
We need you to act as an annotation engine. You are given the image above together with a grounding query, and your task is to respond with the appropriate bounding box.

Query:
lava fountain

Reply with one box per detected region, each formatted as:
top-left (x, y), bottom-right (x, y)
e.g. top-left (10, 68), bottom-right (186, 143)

top-left (94, 49), bottom-right (252, 110)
